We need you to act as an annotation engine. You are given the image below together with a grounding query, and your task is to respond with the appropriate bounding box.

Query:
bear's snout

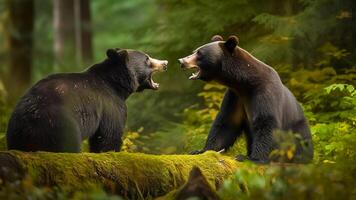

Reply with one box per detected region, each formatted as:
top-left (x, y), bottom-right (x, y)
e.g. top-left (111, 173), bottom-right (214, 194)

top-left (162, 60), bottom-right (168, 71)
top-left (178, 58), bottom-right (187, 69)
top-left (150, 58), bottom-right (168, 71)
top-left (178, 58), bottom-right (184, 64)
top-left (178, 54), bottom-right (197, 69)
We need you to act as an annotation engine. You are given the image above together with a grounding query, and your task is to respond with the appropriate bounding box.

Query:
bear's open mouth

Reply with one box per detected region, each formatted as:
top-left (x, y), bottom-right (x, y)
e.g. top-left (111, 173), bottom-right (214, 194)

top-left (149, 71), bottom-right (160, 90)
top-left (188, 66), bottom-right (201, 80)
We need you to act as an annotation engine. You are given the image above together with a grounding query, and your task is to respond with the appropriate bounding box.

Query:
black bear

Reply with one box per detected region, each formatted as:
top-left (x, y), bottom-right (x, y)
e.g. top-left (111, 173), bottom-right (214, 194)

top-left (178, 35), bottom-right (313, 163)
top-left (7, 48), bottom-right (168, 153)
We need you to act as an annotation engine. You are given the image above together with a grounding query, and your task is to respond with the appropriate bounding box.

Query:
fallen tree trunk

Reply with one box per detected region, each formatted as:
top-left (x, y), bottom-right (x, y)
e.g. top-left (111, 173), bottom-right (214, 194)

top-left (0, 151), bottom-right (245, 199)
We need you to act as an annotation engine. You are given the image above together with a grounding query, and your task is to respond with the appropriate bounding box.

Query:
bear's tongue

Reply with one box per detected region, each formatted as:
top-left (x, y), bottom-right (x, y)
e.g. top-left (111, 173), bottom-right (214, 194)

top-left (189, 69), bottom-right (200, 80)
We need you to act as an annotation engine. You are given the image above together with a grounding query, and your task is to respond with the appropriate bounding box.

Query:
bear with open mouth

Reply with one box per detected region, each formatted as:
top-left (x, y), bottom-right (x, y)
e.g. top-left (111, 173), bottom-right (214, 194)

top-left (179, 35), bottom-right (313, 163)
top-left (7, 48), bottom-right (168, 153)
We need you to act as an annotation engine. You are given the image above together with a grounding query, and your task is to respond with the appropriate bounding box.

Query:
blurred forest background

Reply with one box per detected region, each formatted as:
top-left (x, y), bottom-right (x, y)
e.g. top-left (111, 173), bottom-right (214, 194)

top-left (0, 0), bottom-right (355, 199)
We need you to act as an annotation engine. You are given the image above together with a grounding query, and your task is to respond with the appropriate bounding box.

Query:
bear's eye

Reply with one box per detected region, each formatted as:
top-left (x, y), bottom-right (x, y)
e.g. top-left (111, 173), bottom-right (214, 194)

top-left (145, 57), bottom-right (150, 65)
top-left (196, 51), bottom-right (204, 62)
top-left (196, 50), bottom-right (202, 57)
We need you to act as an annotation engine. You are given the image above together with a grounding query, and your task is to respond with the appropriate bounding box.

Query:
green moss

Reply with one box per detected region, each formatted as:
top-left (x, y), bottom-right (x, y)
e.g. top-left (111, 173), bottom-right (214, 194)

top-left (0, 150), bottom-right (246, 199)
top-left (81, 140), bottom-right (89, 152)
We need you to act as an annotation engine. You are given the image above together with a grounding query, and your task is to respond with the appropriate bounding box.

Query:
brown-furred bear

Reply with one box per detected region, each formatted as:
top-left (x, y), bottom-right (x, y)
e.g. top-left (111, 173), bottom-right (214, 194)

top-left (6, 49), bottom-right (168, 152)
top-left (178, 35), bottom-right (313, 163)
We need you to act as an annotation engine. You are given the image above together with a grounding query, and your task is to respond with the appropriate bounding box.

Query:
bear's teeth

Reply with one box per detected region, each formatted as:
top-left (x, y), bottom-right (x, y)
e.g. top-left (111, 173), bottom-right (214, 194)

top-left (152, 82), bottom-right (159, 89)
top-left (189, 71), bottom-right (199, 80)
top-left (150, 79), bottom-right (159, 89)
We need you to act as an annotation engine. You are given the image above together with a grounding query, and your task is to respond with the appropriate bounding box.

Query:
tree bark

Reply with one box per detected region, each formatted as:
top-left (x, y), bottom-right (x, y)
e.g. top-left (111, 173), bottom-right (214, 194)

top-left (0, 151), bottom-right (243, 199)
top-left (53, 0), bottom-right (76, 68)
top-left (54, 0), bottom-right (92, 68)
top-left (5, 0), bottom-right (34, 100)
top-left (77, 0), bottom-right (93, 65)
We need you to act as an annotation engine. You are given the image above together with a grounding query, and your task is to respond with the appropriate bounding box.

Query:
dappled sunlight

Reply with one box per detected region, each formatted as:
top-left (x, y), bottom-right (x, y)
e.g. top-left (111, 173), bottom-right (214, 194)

top-left (0, 0), bottom-right (355, 199)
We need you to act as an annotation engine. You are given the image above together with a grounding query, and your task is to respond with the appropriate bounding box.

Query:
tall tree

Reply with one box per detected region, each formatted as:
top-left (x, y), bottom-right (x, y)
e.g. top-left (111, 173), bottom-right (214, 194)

top-left (53, 0), bottom-right (76, 68)
top-left (54, 0), bottom-right (92, 68)
top-left (75, 0), bottom-right (93, 65)
top-left (5, 0), bottom-right (34, 100)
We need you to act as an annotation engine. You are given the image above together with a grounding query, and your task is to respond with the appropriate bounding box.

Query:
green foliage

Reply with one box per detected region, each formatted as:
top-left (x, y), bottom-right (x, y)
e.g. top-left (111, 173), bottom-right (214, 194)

top-left (306, 84), bottom-right (356, 122)
top-left (253, 0), bottom-right (355, 67)
top-left (305, 84), bottom-right (356, 163)
top-left (121, 130), bottom-right (141, 153)
top-left (91, 0), bottom-right (158, 57)
top-left (270, 131), bottom-right (299, 163)
top-left (180, 83), bottom-right (224, 152)
top-left (219, 163), bottom-right (356, 200)
top-left (316, 43), bottom-right (350, 67)
top-left (0, 180), bottom-right (123, 200)
top-left (124, 123), bottom-right (189, 154)
top-left (180, 83), bottom-right (246, 156)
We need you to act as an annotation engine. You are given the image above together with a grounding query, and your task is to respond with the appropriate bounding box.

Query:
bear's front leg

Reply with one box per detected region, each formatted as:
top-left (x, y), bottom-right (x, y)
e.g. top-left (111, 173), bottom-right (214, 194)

top-left (202, 122), bottom-right (241, 153)
top-left (191, 89), bottom-right (243, 154)
top-left (247, 115), bottom-right (276, 163)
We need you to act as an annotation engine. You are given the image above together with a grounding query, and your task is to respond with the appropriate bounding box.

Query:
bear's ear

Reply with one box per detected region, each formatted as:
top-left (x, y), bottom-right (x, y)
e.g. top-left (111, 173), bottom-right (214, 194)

top-left (211, 35), bottom-right (223, 42)
top-left (224, 35), bottom-right (239, 53)
top-left (106, 49), bottom-right (128, 63)
top-left (106, 48), bottom-right (118, 60)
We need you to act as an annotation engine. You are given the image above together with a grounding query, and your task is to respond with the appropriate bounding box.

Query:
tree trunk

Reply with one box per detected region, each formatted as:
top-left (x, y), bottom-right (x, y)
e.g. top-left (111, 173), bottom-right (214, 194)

top-left (53, 0), bottom-right (76, 68)
top-left (0, 151), bottom-right (244, 199)
top-left (54, 0), bottom-right (92, 69)
top-left (76, 0), bottom-right (93, 65)
top-left (5, 0), bottom-right (34, 100)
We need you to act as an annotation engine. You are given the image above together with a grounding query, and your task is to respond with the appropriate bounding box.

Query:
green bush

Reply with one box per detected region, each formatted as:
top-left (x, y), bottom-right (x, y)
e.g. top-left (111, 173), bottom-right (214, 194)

top-left (306, 84), bottom-right (356, 163)
top-left (219, 163), bottom-right (356, 200)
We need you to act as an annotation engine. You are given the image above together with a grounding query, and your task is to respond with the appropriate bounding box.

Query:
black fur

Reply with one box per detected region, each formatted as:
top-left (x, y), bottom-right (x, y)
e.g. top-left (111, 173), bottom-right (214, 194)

top-left (187, 36), bottom-right (313, 163)
top-left (6, 49), bottom-right (161, 152)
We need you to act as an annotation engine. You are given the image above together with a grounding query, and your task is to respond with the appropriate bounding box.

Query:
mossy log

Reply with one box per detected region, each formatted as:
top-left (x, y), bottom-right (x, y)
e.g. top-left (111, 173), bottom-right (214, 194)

top-left (0, 151), bottom-right (246, 199)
